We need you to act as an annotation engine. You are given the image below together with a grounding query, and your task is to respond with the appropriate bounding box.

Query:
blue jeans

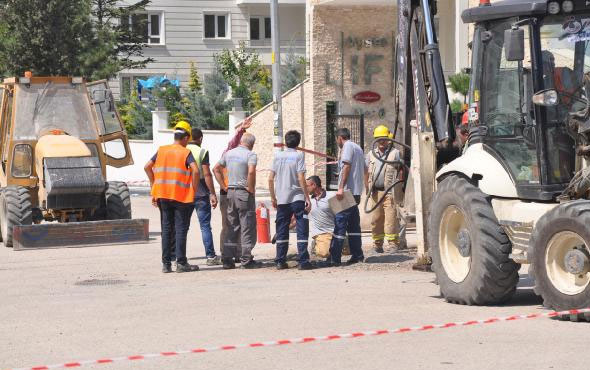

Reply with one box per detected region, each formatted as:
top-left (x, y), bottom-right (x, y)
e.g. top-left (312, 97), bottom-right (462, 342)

top-left (275, 200), bottom-right (310, 264)
top-left (159, 199), bottom-right (193, 265)
top-left (195, 195), bottom-right (216, 258)
top-left (329, 203), bottom-right (364, 264)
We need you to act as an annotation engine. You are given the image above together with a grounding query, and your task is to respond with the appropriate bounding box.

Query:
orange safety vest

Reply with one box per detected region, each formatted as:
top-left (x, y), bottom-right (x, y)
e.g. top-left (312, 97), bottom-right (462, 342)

top-left (151, 144), bottom-right (195, 203)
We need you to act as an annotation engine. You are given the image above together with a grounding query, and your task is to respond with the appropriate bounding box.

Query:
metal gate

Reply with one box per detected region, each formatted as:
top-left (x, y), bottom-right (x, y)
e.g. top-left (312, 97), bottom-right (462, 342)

top-left (326, 114), bottom-right (364, 191)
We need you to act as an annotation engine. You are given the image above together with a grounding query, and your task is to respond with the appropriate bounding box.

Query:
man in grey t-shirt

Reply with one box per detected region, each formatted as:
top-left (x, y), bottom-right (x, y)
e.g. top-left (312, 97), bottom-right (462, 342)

top-left (214, 133), bottom-right (261, 270)
top-left (269, 130), bottom-right (313, 271)
top-left (322, 127), bottom-right (367, 267)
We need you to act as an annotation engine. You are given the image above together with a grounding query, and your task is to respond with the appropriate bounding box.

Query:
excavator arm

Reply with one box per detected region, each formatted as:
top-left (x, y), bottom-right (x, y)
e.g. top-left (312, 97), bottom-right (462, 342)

top-left (393, 0), bottom-right (460, 258)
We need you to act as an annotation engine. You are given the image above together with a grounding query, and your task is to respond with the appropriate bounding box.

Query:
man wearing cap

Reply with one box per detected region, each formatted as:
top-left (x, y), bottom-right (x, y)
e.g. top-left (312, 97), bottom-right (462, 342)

top-left (145, 123), bottom-right (200, 273)
top-left (213, 133), bottom-right (261, 270)
top-left (365, 125), bottom-right (403, 253)
top-left (187, 126), bottom-right (220, 266)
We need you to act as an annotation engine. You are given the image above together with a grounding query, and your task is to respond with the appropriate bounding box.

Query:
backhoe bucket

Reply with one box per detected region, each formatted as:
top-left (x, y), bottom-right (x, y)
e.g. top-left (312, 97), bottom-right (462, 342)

top-left (12, 219), bottom-right (149, 250)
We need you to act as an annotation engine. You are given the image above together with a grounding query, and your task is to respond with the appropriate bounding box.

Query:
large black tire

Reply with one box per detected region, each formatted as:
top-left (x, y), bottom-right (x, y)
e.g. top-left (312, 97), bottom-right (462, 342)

top-left (530, 200), bottom-right (590, 319)
top-left (0, 186), bottom-right (33, 248)
top-left (429, 175), bottom-right (519, 305)
top-left (105, 181), bottom-right (132, 220)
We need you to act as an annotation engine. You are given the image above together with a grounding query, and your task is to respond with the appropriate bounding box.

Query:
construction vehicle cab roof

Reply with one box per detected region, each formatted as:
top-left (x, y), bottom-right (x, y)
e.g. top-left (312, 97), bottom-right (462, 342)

top-left (461, 0), bottom-right (582, 24)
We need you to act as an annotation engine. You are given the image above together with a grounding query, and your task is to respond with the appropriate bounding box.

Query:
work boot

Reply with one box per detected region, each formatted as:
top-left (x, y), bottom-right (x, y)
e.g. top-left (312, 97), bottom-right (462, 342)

top-left (373, 242), bottom-right (384, 254)
top-left (297, 262), bottom-right (315, 271)
top-left (207, 256), bottom-right (222, 266)
top-left (316, 259), bottom-right (341, 268)
top-left (276, 262), bottom-right (289, 270)
top-left (176, 262), bottom-right (200, 273)
top-left (241, 259), bottom-right (263, 269)
top-left (222, 258), bottom-right (236, 270)
top-left (162, 264), bottom-right (172, 273)
top-left (344, 257), bottom-right (365, 266)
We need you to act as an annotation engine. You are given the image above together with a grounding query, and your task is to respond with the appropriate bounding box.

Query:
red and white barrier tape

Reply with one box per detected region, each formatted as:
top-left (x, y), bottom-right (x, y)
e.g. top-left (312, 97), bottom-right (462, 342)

top-left (5, 307), bottom-right (589, 370)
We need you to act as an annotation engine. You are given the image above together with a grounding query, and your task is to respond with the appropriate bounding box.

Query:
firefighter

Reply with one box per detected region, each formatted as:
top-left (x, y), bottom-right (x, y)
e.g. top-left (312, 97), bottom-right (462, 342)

top-left (145, 122), bottom-right (200, 273)
top-left (365, 125), bottom-right (402, 253)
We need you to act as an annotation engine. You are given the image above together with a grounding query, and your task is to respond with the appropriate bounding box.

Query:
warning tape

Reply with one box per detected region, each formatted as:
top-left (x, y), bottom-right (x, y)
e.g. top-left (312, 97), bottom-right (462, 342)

top-left (5, 307), bottom-right (589, 370)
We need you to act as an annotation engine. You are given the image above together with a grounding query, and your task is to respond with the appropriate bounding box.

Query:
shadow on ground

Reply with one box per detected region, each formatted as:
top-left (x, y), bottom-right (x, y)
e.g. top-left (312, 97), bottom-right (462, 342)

top-left (365, 254), bottom-right (414, 264)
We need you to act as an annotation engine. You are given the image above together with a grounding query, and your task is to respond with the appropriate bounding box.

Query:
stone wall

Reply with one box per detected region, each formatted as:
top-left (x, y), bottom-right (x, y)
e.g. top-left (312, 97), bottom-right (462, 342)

top-left (311, 5), bottom-right (398, 185)
top-left (245, 79), bottom-right (314, 189)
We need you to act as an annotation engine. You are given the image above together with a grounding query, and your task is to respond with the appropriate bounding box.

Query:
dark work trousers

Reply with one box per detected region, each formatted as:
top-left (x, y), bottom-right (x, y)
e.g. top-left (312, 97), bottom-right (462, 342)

top-left (224, 188), bottom-right (256, 263)
top-left (219, 191), bottom-right (241, 257)
top-left (159, 199), bottom-right (193, 266)
top-left (275, 200), bottom-right (310, 265)
top-left (329, 196), bottom-right (364, 264)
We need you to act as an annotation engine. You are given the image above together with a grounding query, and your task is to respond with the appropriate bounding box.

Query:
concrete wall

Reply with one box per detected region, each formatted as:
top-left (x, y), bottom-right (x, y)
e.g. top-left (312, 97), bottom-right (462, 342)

top-left (244, 79), bottom-right (314, 189)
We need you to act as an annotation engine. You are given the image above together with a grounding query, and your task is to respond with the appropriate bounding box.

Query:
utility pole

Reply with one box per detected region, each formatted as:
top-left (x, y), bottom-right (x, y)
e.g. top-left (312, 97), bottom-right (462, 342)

top-left (270, 0), bottom-right (283, 152)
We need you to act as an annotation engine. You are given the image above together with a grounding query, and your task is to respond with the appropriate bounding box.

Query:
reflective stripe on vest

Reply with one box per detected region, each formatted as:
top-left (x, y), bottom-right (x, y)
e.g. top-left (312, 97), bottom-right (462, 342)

top-left (187, 144), bottom-right (207, 175)
top-left (151, 144), bottom-right (195, 203)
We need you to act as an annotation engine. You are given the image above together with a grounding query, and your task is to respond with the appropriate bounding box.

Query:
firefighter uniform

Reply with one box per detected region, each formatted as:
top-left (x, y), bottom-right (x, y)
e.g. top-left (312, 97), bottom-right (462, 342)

top-left (366, 125), bottom-right (403, 252)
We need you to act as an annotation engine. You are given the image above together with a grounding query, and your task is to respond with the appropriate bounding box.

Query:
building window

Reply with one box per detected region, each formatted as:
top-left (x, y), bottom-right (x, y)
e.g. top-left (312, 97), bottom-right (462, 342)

top-left (250, 16), bottom-right (271, 40)
top-left (121, 11), bottom-right (165, 45)
top-left (204, 13), bottom-right (230, 39)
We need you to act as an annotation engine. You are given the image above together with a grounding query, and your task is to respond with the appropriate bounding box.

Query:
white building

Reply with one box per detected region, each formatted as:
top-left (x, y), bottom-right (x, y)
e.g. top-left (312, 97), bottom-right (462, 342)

top-left (111, 0), bottom-right (307, 99)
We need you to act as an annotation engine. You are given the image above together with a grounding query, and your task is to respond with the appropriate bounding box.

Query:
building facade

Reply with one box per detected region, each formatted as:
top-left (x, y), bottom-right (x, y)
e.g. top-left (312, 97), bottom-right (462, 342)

top-left (110, 0), bottom-right (306, 99)
top-left (246, 0), bottom-right (473, 189)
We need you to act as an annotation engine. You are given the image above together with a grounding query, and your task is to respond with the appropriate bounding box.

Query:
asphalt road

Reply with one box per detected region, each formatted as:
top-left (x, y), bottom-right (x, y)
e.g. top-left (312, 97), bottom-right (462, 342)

top-left (1, 196), bottom-right (589, 370)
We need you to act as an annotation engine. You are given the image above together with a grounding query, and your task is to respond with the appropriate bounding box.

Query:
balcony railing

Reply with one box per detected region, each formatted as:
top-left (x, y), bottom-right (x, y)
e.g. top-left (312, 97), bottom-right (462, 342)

top-left (243, 39), bottom-right (306, 49)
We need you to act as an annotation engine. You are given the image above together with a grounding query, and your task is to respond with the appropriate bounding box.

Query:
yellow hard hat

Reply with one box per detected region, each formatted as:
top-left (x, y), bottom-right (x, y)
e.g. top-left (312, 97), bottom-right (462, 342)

top-left (374, 125), bottom-right (392, 139)
top-left (174, 120), bottom-right (192, 140)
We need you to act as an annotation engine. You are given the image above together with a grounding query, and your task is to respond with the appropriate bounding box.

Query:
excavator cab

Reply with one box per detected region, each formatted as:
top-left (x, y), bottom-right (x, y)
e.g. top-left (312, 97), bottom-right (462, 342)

top-left (464, 7), bottom-right (590, 200)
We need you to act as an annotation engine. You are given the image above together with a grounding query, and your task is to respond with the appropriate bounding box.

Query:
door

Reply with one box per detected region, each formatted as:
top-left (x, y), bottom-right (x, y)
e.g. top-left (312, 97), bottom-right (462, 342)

top-left (87, 80), bottom-right (134, 168)
top-left (326, 112), bottom-right (364, 191)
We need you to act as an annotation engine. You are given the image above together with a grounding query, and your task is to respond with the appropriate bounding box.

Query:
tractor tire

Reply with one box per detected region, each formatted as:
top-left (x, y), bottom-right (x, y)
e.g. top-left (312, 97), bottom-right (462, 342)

top-left (530, 200), bottom-right (590, 320)
top-left (429, 175), bottom-right (519, 305)
top-left (105, 181), bottom-right (132, 220)
top-left (0, 186), bottom-right (33, 248)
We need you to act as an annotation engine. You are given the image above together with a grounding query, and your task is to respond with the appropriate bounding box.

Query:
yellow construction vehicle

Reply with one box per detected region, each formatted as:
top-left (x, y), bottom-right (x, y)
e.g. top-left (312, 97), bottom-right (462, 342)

top-left (387, 0), bottom-right (590, 319)
top-left (0, 75), bottom-right (147, 249)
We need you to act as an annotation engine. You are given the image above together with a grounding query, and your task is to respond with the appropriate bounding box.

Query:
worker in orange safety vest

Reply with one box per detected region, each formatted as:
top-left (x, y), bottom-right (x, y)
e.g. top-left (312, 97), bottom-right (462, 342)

top-left (145, 122), bottom-right (200, 273)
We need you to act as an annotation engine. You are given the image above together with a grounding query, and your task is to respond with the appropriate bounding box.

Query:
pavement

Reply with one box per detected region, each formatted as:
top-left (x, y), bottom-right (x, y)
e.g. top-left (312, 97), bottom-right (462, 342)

top-left (1, 195), bottom-right (589, 370)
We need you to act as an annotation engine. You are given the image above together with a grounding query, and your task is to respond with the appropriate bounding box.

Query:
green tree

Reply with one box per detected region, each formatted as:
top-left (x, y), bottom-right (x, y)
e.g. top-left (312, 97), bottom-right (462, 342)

top-left (178, 62), bottom-right (231, 130)
top-left (117, 90), bottom-right (152, 139)
top-left (188, 61), bottom-right (202, 93)
top-left (448, 72), bottom-right (470, 104)
top-left (0, 0), bottom-right (153, 80)
top-left (450, 98), bottom-right (464, 114)
top-left (89, 0), bottom-right (154, 80)
top-left (0, 0), bottom-right (94, 77)
top-left (215, 42), bottom-right (271, 112)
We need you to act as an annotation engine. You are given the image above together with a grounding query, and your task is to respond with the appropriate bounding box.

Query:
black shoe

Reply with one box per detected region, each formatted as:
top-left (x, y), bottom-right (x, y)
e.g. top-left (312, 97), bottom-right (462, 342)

top-left (345, 257), bottom-right (365, 266)
top-left (316, 260), bottom-right (341, 268)
top-left (176, 263), bottom-right (200, 273)
top-left (234, 257), bottom-right (241, 264)
top-left (298, 262), bottom-right (315, 270)
top-left (162, 264), bottom-right (172, 273)
top-left (241, 260), bottom-right (263, 269)
top-left (276, 262), bottom-right (289, 270)
top-left (222, 258), bottom-right (236, 270)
